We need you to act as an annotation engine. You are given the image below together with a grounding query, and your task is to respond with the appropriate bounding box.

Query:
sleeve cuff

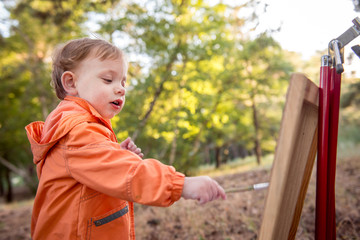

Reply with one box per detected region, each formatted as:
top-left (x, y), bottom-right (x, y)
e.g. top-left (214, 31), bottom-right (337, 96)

top-left (170, 169), bottom-right (185, 202)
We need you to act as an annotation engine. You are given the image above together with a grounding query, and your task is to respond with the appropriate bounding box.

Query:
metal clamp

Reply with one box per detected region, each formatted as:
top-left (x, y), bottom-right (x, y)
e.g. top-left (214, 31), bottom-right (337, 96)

top-left (329, 40), bottom-right (344, 73)
top-left (328, 17), bottom-right (360, 74)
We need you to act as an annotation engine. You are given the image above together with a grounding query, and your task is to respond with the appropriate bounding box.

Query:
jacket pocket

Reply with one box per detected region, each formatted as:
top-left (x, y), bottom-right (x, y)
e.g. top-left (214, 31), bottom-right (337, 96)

top-left (93, 206), bottom-right (128, 226)
top-left (86, 205), bottom-right (130, 240)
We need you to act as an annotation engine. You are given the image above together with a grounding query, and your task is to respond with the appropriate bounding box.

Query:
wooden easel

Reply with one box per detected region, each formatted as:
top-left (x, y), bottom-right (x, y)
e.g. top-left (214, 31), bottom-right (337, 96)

top-left (259, 73), bottom-right (319, 240)
top-left (258, 18), bottom-right (360, 240)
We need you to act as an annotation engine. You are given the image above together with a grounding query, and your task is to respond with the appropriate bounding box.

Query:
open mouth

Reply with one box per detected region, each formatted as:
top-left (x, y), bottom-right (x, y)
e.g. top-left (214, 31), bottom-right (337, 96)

top-left (111, 100), bottom-right (122, 108)
top-left (112, 100), bottom-right (120, 106)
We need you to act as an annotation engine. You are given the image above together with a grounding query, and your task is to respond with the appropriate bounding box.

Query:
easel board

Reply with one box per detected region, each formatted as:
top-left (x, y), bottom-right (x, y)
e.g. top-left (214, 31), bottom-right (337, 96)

top-left (259, 73), bottom-right (319, 240)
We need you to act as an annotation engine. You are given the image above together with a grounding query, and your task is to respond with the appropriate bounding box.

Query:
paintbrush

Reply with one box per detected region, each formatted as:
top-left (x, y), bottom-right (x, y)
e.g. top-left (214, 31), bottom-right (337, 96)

top-left (225, 182), bottom-right (269, 193)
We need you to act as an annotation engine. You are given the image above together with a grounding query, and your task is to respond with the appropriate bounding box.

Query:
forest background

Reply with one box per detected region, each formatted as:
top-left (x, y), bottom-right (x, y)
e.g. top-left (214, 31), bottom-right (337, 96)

top-left (0, 0), bottom-right (359, 203)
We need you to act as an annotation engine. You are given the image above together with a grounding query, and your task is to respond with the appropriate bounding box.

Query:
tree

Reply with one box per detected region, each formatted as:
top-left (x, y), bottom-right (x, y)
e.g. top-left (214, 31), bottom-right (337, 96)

top-left (0, 0), bottom-right (120, 202)
top-left (100, 0), bottom-right (294, 169)
top-left (237, 33), bottom-right (293, 164)
top-left (0, 0), bottom-right (297, 202)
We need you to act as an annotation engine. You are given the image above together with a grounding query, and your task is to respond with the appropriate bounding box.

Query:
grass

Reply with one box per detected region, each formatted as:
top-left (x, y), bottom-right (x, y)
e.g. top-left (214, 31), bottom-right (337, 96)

top-left (0, 198), bottom-right (33, 210)
top-left (337, 143), bottom-right (360, 160)
top-left (194, 154), bottom-right (274, 177)
top-left (1, 145), bottom-right (359, 240)
top-left (194, 141), bottom-right (360, 178)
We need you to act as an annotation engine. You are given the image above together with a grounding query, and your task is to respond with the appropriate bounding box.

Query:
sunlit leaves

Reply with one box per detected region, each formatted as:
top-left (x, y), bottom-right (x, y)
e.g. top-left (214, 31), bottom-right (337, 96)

top-left (1, 0), bottom-right (298, 175)
top-left (0, 0), bottom-right (121, 179)
top-left (97, 0), bottom-right (296, 170)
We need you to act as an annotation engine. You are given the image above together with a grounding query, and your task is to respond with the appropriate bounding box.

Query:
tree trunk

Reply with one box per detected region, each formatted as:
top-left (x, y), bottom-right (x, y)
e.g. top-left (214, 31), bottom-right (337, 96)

top-left (204, 145), bottom-right (211, 164)
top-left (158, 144), bottom-right (169, 160)
top-left (0, 169), bottom-right (4, 196)
top-left (189, 127), bottom-right (203, 158)
top-left (251, 95), bottom-right (262, 165)
top-left (238, 144), bottom-right (249, 158)
top-left (223, 147), bottom-right (229, 164)
top-left (131, 40), bottom-right (182, 141)
top-left (5, 169), bottom-right (13, 203)
top-left (215, 146), bottom-right (221, 168)
top-left (169, 128), bottom-right (178, 165)
top-left (0, 156), bottom-right (37, 193)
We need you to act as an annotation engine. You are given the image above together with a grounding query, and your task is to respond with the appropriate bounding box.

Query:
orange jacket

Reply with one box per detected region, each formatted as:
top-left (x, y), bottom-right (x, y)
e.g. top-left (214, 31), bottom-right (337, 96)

top-left (25, 96), bottom-right (185, 240)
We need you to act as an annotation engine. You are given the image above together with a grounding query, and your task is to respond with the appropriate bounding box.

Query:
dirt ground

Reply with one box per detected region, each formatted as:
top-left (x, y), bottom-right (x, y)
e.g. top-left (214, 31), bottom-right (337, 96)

top-left (0, 156), bottom-right (359, 240)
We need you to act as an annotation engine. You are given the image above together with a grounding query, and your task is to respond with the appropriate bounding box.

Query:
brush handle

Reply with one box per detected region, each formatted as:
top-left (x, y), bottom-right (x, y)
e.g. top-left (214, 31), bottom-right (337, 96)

top-left (225, 186), bottom-right (253, 193)
top-left (225, 182), bottom-right (269, 193)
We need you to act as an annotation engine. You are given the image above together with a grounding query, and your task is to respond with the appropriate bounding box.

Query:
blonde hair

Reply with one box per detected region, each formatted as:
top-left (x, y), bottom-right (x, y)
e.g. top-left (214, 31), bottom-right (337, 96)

top-left (51, 38), bottom-right (124, 100)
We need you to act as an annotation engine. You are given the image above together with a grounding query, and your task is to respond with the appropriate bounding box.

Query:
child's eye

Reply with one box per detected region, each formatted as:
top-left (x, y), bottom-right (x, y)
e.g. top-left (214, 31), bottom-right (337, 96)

top-left (102, 78), bottom-right (112, 83)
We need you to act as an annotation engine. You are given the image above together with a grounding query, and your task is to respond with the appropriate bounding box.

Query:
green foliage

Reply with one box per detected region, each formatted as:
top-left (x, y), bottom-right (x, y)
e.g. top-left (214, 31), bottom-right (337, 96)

top-left (96, 1), bottom-right (294, 170)
top-left (1, 0), bottom-right (308, 190)
top-left (339, 77), bottom-right (360, 147)
top-left (0, 0), bottom-right (121, 192)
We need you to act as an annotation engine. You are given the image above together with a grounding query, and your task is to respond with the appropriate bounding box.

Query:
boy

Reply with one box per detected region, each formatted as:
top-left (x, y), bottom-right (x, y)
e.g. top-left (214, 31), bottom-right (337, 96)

top-left (25, 38), bottom-right (226, 239)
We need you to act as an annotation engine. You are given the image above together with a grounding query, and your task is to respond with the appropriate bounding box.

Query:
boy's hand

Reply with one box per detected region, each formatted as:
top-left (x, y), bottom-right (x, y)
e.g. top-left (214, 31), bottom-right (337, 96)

top-left (181, 176), bottom-right (227, 204)
top-left (120, 137), bottom-right (144, 158)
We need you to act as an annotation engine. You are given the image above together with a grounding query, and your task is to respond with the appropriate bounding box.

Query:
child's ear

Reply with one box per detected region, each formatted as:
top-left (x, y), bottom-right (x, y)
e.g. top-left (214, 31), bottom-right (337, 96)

top-left (61, 71), bottom-right (78, 96)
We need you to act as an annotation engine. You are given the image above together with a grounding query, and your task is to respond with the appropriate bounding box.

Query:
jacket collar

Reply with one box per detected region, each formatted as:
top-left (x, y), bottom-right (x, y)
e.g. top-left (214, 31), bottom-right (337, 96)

top-left (64, 95), bottom-right (113, 130)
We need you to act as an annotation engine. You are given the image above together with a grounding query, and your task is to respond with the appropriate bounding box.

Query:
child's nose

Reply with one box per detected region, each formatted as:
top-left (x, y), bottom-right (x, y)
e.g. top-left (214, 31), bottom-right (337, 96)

top-left (115, 85), bottom-right (126, 95)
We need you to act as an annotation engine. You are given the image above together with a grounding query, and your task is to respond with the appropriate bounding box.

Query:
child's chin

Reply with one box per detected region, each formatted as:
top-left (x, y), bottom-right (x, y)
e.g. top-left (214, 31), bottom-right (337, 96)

top-left (108, 112), bottom-right (121, 119)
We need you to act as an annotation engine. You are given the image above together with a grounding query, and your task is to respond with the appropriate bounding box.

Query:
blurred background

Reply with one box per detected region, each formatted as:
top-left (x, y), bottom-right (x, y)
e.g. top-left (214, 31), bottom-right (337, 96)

top-left (0, 0), bottom-right (359, 205)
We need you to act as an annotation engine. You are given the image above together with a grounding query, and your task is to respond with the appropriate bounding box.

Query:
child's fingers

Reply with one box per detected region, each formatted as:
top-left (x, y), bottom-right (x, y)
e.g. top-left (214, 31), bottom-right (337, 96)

top-left (120, 137), bottom-right (132, 149)
top-left (208, 179), bottom-right (224, 200)
top-left (210, 180), bottom-right (218, 201)
top-left (132, 145), bottom-right (139, 152)
top-left (207, 179), bottom-right (226, 203)
top-left (128, 141), bottom-right (139, 152)
top-left (182, 176), bottom-right (226, 204)
top-left (134, 148), bottom-right (143, 158)
top-left (198, 179), bottom-right (226, 204)
top-left (214, 180), bottom-right (227, 200)
top-left (126, 139), bottom-right (140, 152)
top-left (120, 138), bottom-right (144, 159)
top-left (124, 137), bottom-right (132, 144)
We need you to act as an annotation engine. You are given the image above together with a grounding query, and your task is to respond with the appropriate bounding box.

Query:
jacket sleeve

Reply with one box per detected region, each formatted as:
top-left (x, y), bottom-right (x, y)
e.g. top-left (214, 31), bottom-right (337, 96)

top-left (63, 122), bottom-right (185, 207)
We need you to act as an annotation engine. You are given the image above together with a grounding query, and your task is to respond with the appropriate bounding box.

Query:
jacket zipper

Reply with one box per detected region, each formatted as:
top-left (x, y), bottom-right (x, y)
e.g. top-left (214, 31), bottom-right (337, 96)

top-left (93, 206), bottom-right (128, 227)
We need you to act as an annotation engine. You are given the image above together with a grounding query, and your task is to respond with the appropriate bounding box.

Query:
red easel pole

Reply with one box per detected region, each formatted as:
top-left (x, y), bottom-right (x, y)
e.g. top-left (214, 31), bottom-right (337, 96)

top-left (326, 67), bottom-right (341, 240)
top-left (315, 17), bottom-right (360, 240)
top-left (316, 55), bottom-right (331, 240)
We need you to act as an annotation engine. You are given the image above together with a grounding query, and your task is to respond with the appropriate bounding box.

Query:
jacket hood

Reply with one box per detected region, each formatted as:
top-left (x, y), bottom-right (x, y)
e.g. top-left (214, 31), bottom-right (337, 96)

top-left (25, 96), bottom-right (112, 169)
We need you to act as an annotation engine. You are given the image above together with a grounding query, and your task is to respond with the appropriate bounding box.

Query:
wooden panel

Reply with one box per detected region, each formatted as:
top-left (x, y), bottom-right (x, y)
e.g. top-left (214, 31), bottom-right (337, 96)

top-left (258, 73), bottom-right (319, 240)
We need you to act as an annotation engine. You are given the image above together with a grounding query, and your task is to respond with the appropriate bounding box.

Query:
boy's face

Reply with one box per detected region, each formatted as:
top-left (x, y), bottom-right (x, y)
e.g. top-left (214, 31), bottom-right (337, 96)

top-left (72, 54), bottom-right (127, 119)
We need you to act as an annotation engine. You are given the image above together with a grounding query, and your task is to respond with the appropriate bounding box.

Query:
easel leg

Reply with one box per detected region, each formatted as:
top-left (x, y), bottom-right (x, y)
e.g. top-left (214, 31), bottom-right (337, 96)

top-left (327, 68), bottom-right (341, 240)
top-left (316, 59), bottom-right (331, 240)
top-left (316, 57), bottom-right (341, 240)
